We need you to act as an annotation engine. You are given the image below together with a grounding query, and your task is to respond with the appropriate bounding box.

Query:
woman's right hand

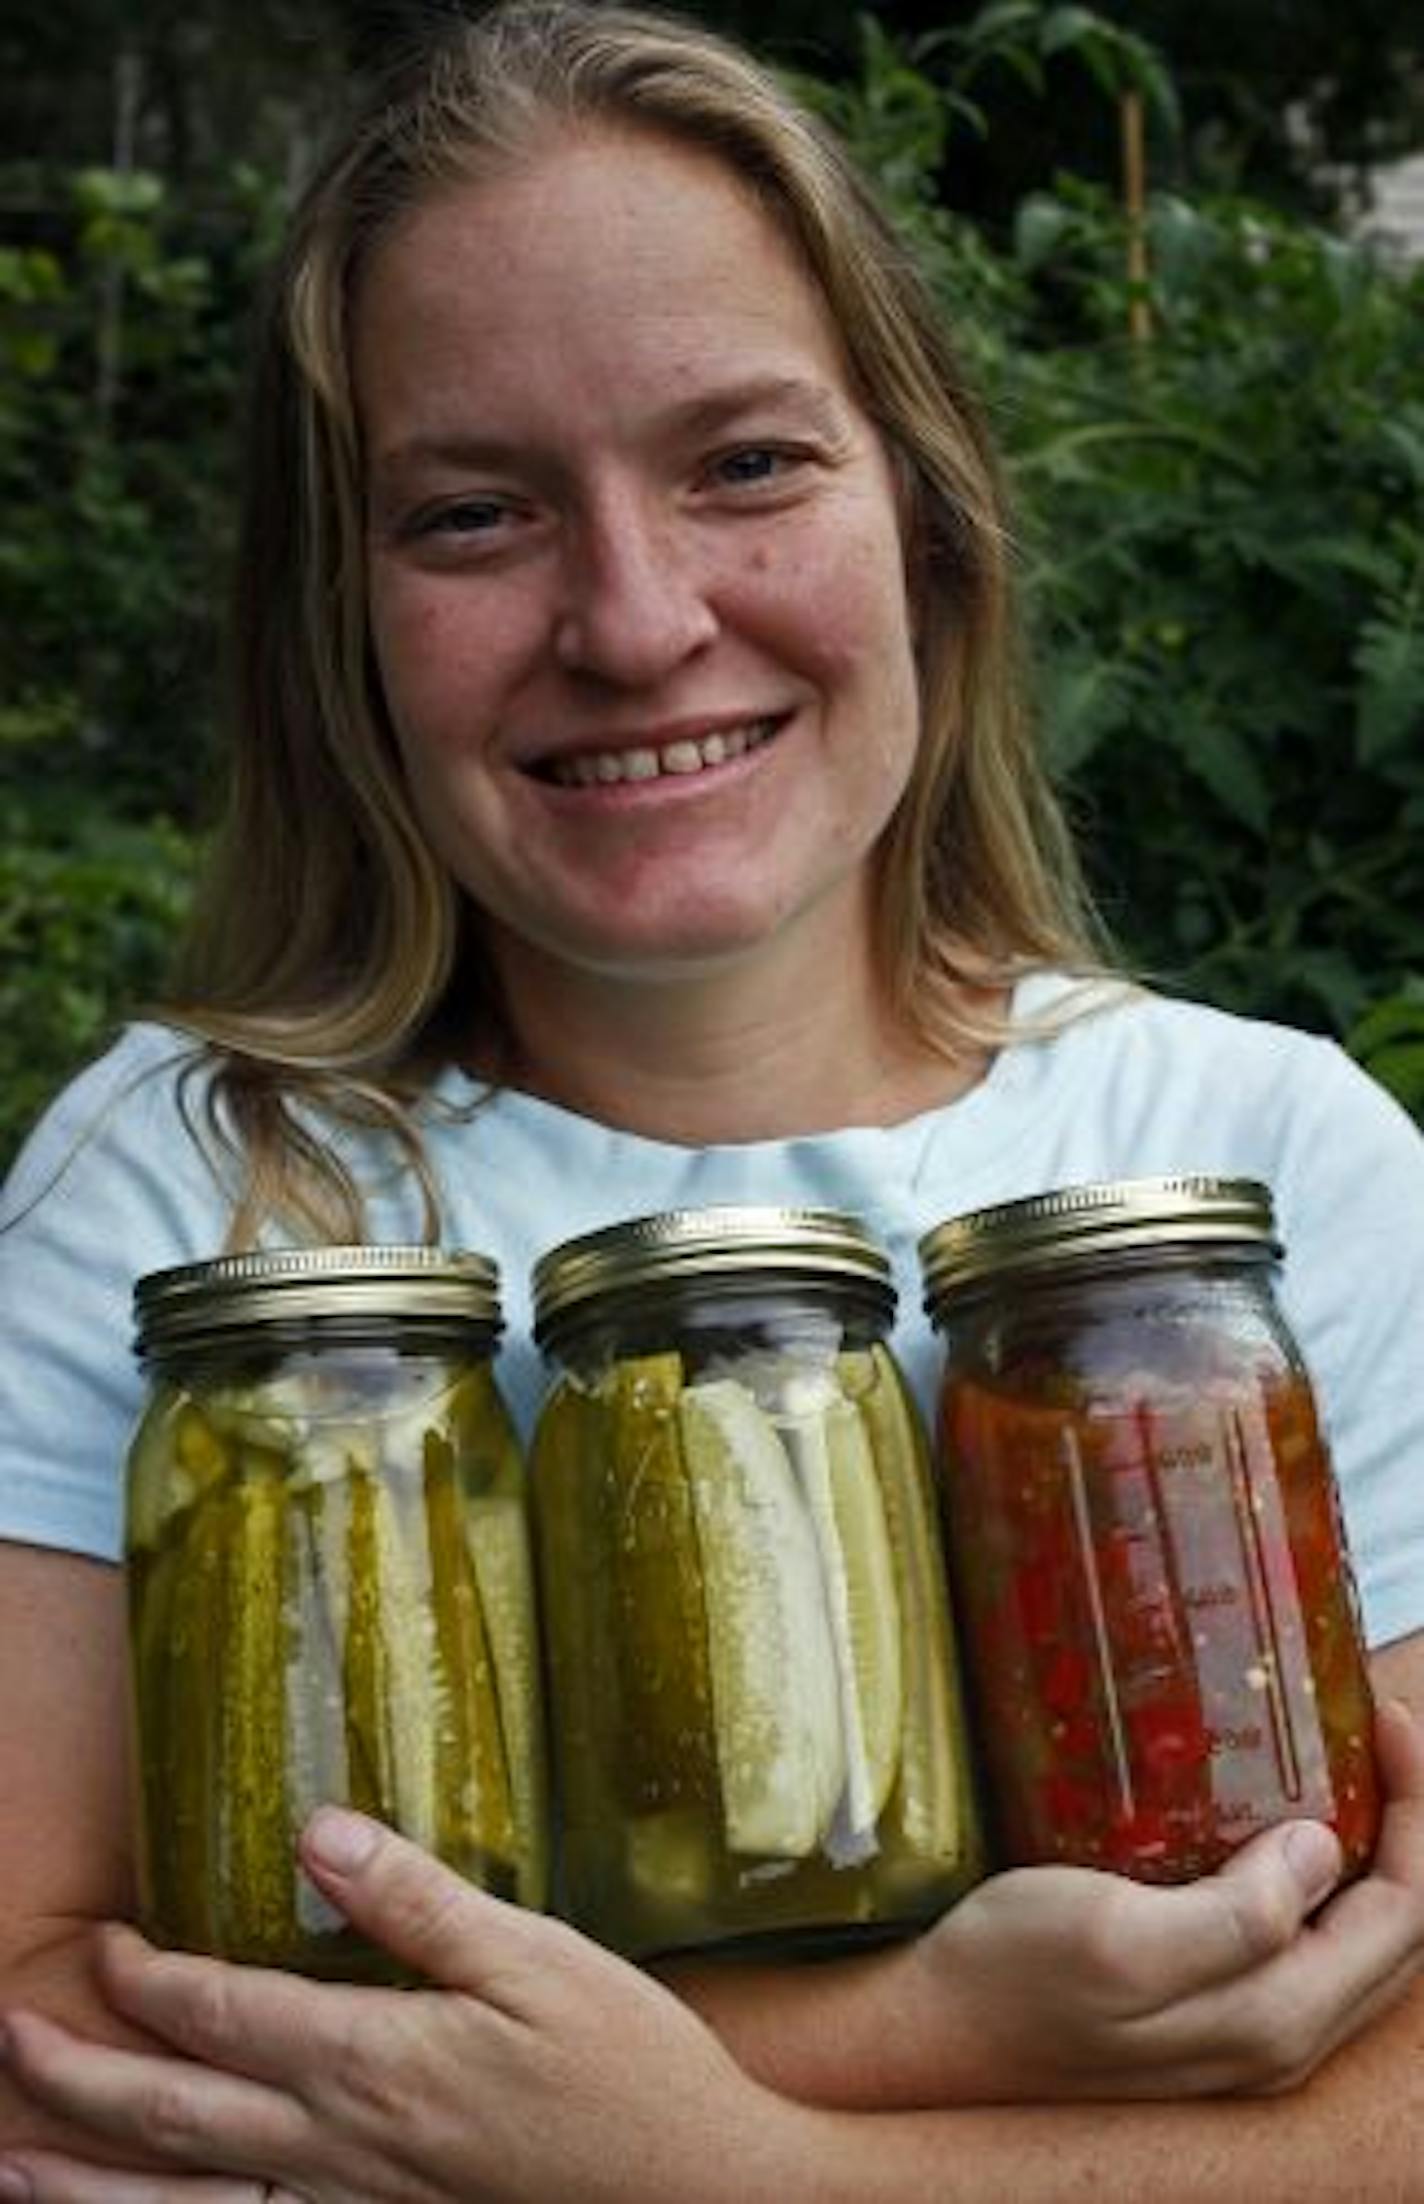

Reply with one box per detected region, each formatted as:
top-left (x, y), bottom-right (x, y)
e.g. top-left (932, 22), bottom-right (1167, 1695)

top-left (666, 1693), bottom-right (1424, 2110)
top-left (913, 1693), bottom-right (1424, 2105)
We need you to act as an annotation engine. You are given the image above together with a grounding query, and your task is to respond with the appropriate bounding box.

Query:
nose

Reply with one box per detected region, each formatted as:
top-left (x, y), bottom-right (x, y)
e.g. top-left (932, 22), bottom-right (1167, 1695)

top-left (553, 484), bottom-right (718, 686)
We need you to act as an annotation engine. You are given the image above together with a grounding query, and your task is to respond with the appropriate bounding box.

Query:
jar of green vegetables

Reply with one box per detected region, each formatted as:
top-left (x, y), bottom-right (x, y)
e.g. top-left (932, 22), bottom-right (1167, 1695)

top-left (530, 1206), bottom-right (983, 1961)
top-left (125, 1245), bottom-right (548, 1980)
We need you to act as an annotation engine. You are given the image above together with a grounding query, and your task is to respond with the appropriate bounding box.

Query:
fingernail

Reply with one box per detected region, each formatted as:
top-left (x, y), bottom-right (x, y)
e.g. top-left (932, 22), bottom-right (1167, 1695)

top-left (304, 1806), bottom-right (381, 1874)
top-left (1284, 1821), bottom-right (1342, 1906)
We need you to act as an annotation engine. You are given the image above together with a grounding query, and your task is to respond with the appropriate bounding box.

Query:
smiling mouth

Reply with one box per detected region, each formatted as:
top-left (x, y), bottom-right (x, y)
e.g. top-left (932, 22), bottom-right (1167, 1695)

top-left (534, 716), bottom-right (785, 789)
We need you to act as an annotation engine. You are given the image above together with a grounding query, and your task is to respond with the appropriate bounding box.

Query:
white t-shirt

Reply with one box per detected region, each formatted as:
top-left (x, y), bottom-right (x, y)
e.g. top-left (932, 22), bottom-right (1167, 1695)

top-left (3, 976), bottom-right (1423, 1648)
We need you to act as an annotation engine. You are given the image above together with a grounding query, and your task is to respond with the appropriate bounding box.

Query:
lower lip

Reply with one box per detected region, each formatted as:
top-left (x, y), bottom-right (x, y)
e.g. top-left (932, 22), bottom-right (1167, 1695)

top-left (535, 725), bottom-right (789, 805)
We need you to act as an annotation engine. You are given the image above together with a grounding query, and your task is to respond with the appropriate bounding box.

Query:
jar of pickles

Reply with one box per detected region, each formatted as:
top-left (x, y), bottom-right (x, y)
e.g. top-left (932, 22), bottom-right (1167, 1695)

top-left (126, 1246), bottom-right (548, 1979)
top-left (920, 1176), bottom-right (1380, 1885)
top-left (530, 1206), bottom-right (983, 1961)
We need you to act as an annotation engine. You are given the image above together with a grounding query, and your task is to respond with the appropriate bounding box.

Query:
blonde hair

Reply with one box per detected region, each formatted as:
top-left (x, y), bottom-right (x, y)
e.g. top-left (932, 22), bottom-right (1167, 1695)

top-left (165, 0), bottom-right (1110, 1241)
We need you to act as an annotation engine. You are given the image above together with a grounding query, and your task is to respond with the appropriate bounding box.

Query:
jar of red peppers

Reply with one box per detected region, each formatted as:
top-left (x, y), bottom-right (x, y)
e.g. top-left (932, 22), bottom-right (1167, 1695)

top-left (919, 1176), bottom-right (1380, 1885)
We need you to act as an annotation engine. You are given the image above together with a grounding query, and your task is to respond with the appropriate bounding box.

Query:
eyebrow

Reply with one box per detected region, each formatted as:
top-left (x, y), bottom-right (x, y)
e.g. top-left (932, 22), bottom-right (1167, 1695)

top-left (368, 374), bottom-right (853, 488)
top-left (651, 374), bottom-right (852, 444)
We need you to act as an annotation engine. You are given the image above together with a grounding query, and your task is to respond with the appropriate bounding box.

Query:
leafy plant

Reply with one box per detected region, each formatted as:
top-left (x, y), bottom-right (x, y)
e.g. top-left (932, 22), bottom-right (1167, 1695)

top-left (0, 804), bottom-right (195, 1161)
top-left (809, 23), bottom-right (1424, 1116)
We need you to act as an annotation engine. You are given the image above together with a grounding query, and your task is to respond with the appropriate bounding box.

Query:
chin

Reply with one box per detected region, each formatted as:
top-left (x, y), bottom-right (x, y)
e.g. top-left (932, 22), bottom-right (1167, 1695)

top-left (554, 905), bottom-right (790, 982)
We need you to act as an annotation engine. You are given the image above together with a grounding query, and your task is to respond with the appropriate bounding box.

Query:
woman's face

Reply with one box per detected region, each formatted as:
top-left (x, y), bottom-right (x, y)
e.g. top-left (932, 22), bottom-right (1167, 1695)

top-left (356, 127), bottom-right (922, 991)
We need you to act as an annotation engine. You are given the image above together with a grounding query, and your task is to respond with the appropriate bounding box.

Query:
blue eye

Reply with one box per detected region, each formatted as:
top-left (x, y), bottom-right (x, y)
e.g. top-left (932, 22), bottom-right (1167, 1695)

top-left (713, 447), bottom-right (790, 486)
top-left (421, 497), bottom-right (509, 536)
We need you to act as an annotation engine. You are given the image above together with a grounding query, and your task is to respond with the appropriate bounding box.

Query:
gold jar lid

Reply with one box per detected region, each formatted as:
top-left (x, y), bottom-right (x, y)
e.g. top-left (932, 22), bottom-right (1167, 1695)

top-left (533, 1205), bottom-right (894, 1351)
top-left (134, 1244), bottom-right (502, 1356)
top-left (919, 1175), bottom-right (1278, 1314)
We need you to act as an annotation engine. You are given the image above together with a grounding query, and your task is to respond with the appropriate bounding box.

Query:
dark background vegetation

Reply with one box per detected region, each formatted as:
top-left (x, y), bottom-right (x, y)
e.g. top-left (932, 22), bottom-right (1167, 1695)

top-left (3, 0), bottom-right (1424, 1163)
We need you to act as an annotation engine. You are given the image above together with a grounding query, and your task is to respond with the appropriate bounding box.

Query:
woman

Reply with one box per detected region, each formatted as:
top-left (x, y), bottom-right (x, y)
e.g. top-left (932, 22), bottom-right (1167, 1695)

top-left (2, 4), bottom-right (1423, 2196)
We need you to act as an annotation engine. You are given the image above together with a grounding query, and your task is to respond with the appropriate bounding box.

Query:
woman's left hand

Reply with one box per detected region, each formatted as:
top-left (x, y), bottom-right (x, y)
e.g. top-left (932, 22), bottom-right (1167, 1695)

top-left (0, 1809), bottom-right (810, 2204)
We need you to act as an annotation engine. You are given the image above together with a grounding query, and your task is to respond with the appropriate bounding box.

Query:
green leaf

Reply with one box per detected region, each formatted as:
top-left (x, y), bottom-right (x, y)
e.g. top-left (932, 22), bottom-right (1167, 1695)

top-left (1348, 986), bottom-right (1424, 1057)
top-left (1348, 1032), bottom-right (1424, 1114)
top-left (964, 0), bottom-right (1042, 40)
top-left (1286, 950), bottom-right (1371, 1030)
top-left (1379, 418), bottom-right (1424, 487)
top-left (1174, 717), bottom-right (1271, 836)
top-left (1355, 618), bottom-right (1424, 765)
top-left (1013, 193), bottom-right (1075, 270)
top-left (1040, 658), bottom-right (1134, 773)
top-left (72, 167), bottom-right (165, 219)
top-left (1040, 7), bottom-right (1103, 56)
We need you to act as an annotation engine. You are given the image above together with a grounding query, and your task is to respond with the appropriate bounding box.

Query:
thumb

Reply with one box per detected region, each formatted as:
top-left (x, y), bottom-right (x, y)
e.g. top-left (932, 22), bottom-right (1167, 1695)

top-left (298, 1806), bottom-right (550, 1992)
top-left (1208, 1813), bottom-right (1343, 1938)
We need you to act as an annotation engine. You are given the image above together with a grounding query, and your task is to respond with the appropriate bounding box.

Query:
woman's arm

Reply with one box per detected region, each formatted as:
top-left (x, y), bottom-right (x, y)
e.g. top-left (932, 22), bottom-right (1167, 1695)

top-left (665, 1633), bottom-right (1424, 2111)
top-left (2, 1637), bottom-right (1421, 2203)
top-left (0, 1544), bottom-right (171, 2159)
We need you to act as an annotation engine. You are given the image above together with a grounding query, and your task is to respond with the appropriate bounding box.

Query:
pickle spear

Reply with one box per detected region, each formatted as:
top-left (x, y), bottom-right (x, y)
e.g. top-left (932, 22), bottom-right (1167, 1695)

top-left (466, 1490), bottom-right (550, 1909)
top-left (217, 1450), bottom-right (295, 1960)
top-left (772, 1374), bottom-right (905, 1852)
top-left (343, 1462), bottom-right (437, 1852)
top-left (127, 1399), bottom-right (233, 1555)
top-left (423, 1432), bottom-right (519, 1893)
top-left (843, 1347), bottom-right (969, 1864)
top-left (679, 1378), bottom-right (843, 1859)
top-left (134, 1499), bottom-right (225, 1952)
top-left (604, 1354), bottom-right (718, 1816)
top-left (530, 1380), bottom-right (625, 1909)
top-left (284, 1474), bottom-right (351, 1949)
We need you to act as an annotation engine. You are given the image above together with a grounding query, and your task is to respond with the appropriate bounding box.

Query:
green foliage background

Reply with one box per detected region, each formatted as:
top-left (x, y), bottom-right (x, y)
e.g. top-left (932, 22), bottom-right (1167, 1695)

top-left (3, 2), bottom-right (1424, 1168)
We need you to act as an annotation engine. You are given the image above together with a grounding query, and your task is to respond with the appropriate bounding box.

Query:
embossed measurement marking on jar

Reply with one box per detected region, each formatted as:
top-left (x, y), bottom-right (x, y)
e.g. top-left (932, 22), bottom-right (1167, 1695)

top-left (1062, 1423), bottom-right (1135, 1820)
top-left (1140, 1398), bottom-right (1332, 1829)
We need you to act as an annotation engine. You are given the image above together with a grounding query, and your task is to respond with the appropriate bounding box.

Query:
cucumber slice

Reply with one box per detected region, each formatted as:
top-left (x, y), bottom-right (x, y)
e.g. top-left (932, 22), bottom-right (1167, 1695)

top-left (343, 1464), bottom-right (437, 1852)
top-left (825, 1396), bottom-right (904, 1824)
top-left (466, 1492), bottom-right (550, 1910)
top-left (603, 1354), bottom-right (719, 1816)
top-left (771, 1375), bottom-right (903, 1859)
top-left (847, 1347), bottom-right (971, 1866)
top-left (218, 1456), bottom-right (295, 1959)
top-left (424, 1435), bottom-right (518, 1887)
top-left (679, 1378), bottom-right (843, 1859)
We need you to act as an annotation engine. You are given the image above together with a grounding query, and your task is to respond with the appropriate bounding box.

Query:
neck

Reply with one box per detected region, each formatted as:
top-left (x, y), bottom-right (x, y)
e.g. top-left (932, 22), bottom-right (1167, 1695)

top-left (474, 924), bottom-right (995, 1145)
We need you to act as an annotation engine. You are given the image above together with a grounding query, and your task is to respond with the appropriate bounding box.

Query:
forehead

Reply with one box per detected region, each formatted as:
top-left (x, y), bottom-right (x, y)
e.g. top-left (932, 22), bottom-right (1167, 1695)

top-left (351, 126), bottom-right (856, 435)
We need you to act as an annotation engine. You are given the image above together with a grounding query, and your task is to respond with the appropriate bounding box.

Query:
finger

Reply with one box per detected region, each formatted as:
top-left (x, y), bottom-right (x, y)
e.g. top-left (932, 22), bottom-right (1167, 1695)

top-left (1085, 1818), bottom-right (1343, 2010)
top-left (0, 2154), bottom-right (272, 2203)
top-left (296, 1807), bottom-right (602, 2006)
top-left (1124, 1920), bottom-right (1424, 2100)
top-left (1271, 1700), bottom-right (1424, 1966)
top-left (96, 1931), bottom-right (400, 2098)
top-left (0, 2011), bottom-right (307, 2181)
top-left (1106, 1701), bottom-right (1424, 2016)
top-left (1115, 1821), bottom-right (1424, 2096)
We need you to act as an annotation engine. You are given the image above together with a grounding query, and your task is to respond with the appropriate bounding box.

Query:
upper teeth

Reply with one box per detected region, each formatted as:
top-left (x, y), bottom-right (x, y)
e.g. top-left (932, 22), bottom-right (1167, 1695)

top-left (550, 720), bottom-right (775, 788)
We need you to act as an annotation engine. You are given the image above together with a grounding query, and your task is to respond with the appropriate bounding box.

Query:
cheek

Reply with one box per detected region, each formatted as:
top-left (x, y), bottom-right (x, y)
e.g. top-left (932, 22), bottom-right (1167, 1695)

top-left (742, 519), bottom-right (912, 670)
top-left (796, 538), bottom-right (920, 730)
top-left (368, 582), bottom-right (489, 750)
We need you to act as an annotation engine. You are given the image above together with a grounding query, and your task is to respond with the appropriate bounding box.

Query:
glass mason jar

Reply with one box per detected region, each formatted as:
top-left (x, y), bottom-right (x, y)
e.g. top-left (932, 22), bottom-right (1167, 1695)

top-left (125, 1246), bottom-right (549, 1979)
top-left (920, 1176), bottom-right (1380, 1884)
top-left (529, 1205), bottom-right (984, 1961)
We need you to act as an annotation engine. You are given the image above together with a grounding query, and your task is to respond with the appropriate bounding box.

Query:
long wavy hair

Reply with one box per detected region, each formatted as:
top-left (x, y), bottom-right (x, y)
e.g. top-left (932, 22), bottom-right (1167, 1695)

top-left (163, 0), bottom-right (1111, 1242)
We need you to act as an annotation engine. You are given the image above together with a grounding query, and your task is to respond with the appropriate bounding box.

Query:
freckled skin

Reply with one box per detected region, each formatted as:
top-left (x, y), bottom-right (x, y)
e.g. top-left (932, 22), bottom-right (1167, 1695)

top-left (356, 128), bottom-right (922, 992)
